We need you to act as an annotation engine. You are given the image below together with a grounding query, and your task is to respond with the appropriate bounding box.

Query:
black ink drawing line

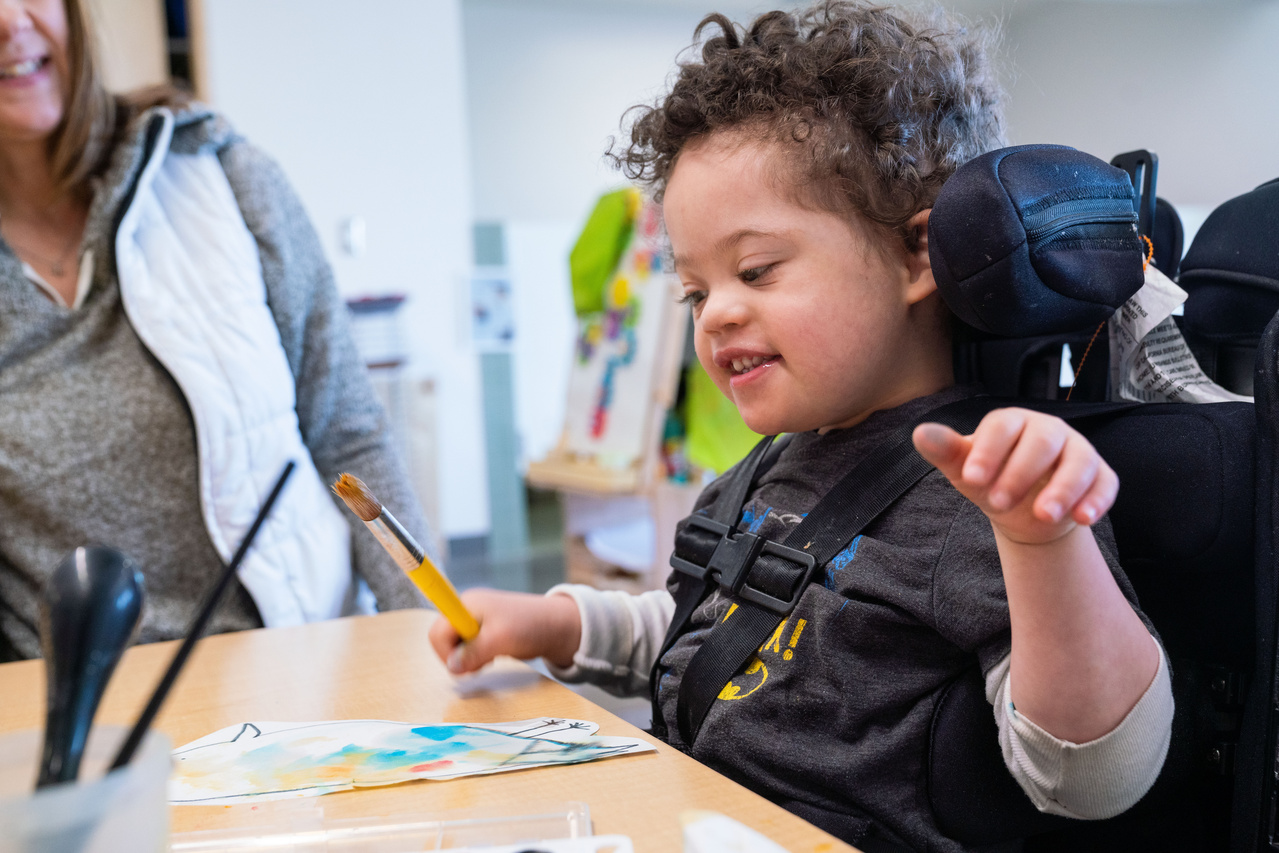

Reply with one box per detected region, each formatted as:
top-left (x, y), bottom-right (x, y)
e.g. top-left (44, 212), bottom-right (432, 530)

top-left (231, 723), bottom-right (262, 742)
top-left (509, 718), bottom-right (566, 736)
top-left (495, 737), bottom-right (559, 768)
top-left (172, 719), bottom-right (399, 757)
top-left (527, 723), bottom-right (578, 739)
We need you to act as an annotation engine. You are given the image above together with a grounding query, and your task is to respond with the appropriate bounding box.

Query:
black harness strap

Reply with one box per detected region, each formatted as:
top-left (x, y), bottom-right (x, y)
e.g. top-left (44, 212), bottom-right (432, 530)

top-left (648, 433), bottom-right (780, 741)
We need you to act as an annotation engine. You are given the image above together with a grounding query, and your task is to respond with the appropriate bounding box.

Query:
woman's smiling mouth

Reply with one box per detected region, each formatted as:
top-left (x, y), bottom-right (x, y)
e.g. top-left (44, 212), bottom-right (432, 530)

top-left (0, 57), bottom-right (48, 79)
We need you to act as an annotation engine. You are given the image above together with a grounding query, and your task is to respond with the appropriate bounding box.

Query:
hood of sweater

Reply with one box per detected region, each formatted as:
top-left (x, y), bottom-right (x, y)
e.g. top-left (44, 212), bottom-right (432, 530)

top-left (83, 103), bottom-right (241, 259)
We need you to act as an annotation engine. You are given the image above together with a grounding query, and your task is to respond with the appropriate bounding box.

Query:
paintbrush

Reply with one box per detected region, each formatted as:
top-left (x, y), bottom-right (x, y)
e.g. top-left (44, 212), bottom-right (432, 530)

top-left (108, 461), bottom-right (295, 771)
top-left (332, 474), bottom-right (479, 642)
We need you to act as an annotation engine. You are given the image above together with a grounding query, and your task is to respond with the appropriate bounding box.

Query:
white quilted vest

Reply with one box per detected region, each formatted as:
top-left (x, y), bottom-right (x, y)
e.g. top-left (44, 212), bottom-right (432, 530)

top-left (114, 111), bottom-right (354, 626)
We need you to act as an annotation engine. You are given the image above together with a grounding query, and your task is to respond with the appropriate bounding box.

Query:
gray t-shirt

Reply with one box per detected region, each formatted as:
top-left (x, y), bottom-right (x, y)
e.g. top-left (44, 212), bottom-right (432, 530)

top-left (654, 387), bottom-right (1153, 852)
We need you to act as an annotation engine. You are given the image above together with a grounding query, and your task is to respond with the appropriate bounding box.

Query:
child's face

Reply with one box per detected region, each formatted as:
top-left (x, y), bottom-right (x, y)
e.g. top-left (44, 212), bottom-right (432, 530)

top-left (664, 135), bottom-right (950, 435)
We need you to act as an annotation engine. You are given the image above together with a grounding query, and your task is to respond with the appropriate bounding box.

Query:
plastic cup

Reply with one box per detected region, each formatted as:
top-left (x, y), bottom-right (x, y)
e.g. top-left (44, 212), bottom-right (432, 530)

top-left (0, 726), bottom-right (171, 853)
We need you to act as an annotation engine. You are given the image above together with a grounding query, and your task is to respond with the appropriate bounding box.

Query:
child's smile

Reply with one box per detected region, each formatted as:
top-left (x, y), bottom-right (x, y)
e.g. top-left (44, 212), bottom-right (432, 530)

top-left (664, 133), bottom-right (953, 436)
top-left (717, 349), bottom-right (780, 385)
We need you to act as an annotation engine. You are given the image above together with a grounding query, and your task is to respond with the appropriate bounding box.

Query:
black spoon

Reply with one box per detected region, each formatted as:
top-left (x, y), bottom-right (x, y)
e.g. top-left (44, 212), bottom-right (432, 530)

top-left (36, 545), bottom-right (145, 788)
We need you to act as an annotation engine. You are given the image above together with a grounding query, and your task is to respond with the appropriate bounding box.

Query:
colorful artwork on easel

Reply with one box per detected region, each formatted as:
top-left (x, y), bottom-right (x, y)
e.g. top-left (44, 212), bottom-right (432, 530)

top-left (169, 718), bottom-right (654, 804)
top-left (563, 194), bottom-right (681, 466)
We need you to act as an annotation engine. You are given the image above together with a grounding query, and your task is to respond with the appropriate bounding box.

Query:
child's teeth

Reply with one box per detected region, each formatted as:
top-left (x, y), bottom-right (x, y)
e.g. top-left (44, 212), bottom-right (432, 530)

top-left (730, 356), bottom-right (769, 375)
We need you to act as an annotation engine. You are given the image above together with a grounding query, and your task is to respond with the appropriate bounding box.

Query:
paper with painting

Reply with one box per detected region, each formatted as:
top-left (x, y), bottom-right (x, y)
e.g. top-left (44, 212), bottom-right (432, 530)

top-left (169, 717), bottom-right (654, 804)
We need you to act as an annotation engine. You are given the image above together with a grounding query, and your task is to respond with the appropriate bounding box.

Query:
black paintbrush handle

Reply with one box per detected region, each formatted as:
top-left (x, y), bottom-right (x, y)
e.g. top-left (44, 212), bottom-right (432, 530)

top-left (108, 461), bottom-right (295, 771)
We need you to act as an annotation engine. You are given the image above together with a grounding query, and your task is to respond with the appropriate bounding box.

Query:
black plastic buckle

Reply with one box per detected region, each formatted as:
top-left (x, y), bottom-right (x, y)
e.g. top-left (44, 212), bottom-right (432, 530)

top-left (670, 516), bottom-right (817, 615)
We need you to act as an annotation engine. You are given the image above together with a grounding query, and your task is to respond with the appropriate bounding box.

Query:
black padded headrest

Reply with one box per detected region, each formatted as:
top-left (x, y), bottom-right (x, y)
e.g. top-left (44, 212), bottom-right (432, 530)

top-left (929, 144), bottom-right (1145, 337)
top-left (1152, 196), bottom-right (1184, 279)
top-left (1180, 177), bottom-right (1279, 344)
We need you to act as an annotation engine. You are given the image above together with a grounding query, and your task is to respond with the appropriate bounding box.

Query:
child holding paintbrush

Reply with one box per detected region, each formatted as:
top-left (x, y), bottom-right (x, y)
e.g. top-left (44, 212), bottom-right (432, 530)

top-left (426, 3), bottom-right (1173, 851)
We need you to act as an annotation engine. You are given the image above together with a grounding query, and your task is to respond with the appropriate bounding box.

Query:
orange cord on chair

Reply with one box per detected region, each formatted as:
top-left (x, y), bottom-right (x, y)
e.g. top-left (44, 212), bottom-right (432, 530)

top-left (1065, 320), bottom-right (1107, 401)
top-left (1065, 235), bottom-right (1153, 401)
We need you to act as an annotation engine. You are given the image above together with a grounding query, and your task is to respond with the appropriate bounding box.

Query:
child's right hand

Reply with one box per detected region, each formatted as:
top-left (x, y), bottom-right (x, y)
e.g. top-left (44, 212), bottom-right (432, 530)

top-left (427, 588), bottom-right (582, 675)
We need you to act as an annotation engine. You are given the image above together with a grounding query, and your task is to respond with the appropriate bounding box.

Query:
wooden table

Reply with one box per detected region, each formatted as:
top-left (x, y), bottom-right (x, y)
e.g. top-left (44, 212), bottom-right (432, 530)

top-left (0, 610), bottom-right (855, 852)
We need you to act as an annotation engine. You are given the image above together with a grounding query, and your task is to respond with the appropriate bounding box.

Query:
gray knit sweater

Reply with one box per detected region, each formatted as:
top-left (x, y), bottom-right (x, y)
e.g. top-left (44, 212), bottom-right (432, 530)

top-left (0, 106), bottom-right (428, 660)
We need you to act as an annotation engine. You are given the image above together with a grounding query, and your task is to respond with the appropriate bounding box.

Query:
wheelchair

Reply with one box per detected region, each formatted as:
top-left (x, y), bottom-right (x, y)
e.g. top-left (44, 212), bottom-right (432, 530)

top-left (925, 145), bottom-right (1279, 852)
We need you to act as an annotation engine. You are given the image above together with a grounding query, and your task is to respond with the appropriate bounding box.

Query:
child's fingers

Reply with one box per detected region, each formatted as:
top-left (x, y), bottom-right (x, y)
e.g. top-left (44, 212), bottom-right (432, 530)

top-left (1029, 434), bottom-right (1101, 523)
top-left (912, 423), bottom-right (972, 482)
top-left (1069, 458), bottom-right (1119, 525)
top-left (427, 613), bottom-right (463, 663)
top-left (447, 636), bottom-right (498, 674)
top-left (427, 590), bottom-right (500, 674)
top-left (985, 418), bottom-right (1068, 512)
top-left (962, 409), bottom-right (1029, 487)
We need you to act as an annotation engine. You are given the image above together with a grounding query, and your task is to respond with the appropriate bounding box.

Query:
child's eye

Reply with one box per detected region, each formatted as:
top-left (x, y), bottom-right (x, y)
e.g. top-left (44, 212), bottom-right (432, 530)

top-left (738, 264), bottom-right (774, 283)
top-left (678, 290), bottom-right (706, 308)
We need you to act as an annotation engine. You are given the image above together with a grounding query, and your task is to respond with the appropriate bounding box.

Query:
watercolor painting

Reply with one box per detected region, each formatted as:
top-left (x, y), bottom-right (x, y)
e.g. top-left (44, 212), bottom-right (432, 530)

top-left (563, 196), bottom-right (682, 468)
top-left (170, 718), bottom-right (655, 805)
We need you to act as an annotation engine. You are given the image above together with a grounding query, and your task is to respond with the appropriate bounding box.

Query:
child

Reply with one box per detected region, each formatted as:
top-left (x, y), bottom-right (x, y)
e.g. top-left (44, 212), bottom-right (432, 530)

top-left (430, 4), bottom-right (1173, 850)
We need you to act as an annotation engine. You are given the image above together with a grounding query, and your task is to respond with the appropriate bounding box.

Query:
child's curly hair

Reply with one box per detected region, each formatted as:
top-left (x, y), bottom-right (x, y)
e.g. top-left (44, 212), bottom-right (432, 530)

top-left (610, 1), bottom-right (1005, 250)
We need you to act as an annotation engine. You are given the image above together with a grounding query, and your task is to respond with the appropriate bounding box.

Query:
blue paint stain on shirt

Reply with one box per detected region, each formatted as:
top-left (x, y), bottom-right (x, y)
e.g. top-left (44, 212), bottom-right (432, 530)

top-left (824, 535), bottom-right (864, 590)
top-left (740, 506), bottom-right (772, 534)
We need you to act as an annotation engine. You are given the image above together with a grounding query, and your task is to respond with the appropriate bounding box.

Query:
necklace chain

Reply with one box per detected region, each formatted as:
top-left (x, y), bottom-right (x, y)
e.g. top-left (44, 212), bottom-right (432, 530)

top-left (1, 225), bottom-right (80, 277)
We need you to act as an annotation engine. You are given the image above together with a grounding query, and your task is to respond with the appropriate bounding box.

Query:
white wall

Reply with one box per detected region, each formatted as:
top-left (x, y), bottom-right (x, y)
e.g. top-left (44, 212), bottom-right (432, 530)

top-left (1000, 1), bottom-right (1279, 212)
top-left (503, 220), bottom-right (578, 469)
top-left (197, 0), bottom-right (489, 538)
top-left (467, 0), bottom-right (1279, 224)
top-left (464, 0), bottom-right (794, 224)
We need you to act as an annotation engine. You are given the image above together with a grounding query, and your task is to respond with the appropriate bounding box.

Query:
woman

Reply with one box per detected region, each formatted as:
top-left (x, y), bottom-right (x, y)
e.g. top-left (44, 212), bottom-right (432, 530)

top-left (0, 0), bottom-right (431, 659)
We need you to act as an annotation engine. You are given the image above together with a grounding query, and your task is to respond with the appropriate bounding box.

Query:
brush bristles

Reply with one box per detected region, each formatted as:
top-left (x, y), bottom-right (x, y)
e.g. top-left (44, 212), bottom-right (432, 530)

top-left (332, 473), bottom-right (383, 522)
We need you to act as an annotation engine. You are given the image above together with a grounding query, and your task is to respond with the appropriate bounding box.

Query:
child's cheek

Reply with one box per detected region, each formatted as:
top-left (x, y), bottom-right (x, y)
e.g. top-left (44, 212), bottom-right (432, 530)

top-left (693, 338), bottom-right (731, 399)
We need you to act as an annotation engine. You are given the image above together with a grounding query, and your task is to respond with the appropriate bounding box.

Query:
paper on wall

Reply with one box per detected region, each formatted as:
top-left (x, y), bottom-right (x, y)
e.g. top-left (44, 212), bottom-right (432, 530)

top-left (1107, 264), bottom-right (1252, 404)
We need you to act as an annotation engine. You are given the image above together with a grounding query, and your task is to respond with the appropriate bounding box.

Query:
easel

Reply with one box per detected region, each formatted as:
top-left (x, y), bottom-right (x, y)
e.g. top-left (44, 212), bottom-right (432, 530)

top-left (526, 196), bottom-right (701, 592)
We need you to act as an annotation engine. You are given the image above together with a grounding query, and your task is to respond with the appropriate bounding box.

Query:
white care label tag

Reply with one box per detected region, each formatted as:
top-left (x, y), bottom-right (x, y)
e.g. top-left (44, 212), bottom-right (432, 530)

top-left (1108, 264), bottom-right (1253, 403)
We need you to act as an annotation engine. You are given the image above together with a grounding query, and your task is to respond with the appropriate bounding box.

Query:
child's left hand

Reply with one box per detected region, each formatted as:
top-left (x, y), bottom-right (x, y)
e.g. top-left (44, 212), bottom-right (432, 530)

top-left (912, 408), bottom-right (1118, 545)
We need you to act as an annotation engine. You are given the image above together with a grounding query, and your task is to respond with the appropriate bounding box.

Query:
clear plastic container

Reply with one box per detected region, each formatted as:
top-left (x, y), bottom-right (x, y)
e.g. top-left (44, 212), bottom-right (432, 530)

top-left (170, 801), bottom-right (594, 852)
top-left (0, 726), bottom-right (171, 853)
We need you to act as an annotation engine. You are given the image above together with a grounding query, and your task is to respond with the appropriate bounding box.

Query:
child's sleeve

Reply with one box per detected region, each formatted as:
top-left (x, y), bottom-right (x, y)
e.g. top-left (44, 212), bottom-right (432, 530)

top-left (541, 585), bottom-right (675, 697)
top-left (539, 475), bottom-right (734, 696)
top-left (933, 494), bottom-right (1174, 819)
top-left (985, 639), bottom-right (1172, 819)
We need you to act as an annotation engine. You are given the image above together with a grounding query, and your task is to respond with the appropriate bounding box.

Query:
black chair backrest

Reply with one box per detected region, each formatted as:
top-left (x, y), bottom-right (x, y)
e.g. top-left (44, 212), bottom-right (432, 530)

top-left (1180, 178), bottom-right (1279, 397)
top-left (926, 146), bottom-right (1273, 852)
top-left (928, 400), bottom-right (1256, 852)
top-left (1231, 308), bottom-right (1279, 853)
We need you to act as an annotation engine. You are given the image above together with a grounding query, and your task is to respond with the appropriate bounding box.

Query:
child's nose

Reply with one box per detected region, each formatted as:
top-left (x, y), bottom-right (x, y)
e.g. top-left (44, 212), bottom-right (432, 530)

top-left (697, 289), bottom-right (750, 333)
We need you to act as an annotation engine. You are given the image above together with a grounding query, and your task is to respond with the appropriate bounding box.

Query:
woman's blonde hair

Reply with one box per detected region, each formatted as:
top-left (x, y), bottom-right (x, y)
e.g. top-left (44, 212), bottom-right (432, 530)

top-left (49, 0), bottom-right (116, 197)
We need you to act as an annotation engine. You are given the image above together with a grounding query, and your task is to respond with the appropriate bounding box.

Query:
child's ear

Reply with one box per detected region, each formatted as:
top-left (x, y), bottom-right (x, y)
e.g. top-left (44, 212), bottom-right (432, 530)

top-left (903, 209), bottom-right (936, 306)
